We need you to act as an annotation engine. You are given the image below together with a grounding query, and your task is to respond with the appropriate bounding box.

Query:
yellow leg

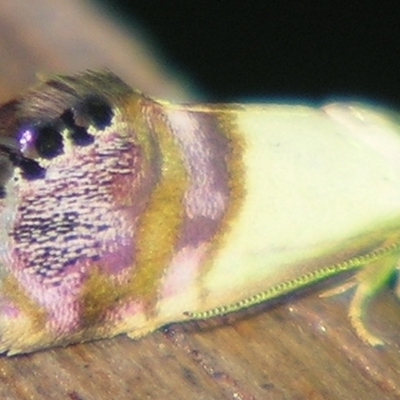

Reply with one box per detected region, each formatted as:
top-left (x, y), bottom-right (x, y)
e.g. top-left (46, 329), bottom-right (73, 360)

top-left (393, 260), bottom-right (400, 299)
top-left (348, 252), bottom-right (399, 346)
top-left (320, 278), bottom-right (357, 298)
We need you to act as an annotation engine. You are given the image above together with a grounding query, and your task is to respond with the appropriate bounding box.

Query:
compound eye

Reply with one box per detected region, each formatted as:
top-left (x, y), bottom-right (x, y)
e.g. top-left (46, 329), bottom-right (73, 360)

top-left (19, 124), bottom-right (64, 160)
top-left (6, 150), bottom-right (46, 181)
top-left (74, 96), bottom-right (114, 130)
top-left (35, 125), bottom-right (64, 159)
top-left (60, 109), bottom-right (94, 146)
top-left (18, 158), bottom-right (46, 180)
top-left (59, 96), bottom-right (113, 147)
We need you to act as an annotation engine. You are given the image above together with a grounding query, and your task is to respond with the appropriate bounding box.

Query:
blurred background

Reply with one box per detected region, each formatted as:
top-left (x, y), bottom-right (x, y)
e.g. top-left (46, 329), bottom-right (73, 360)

top-left (98, 1), bottom-right (400, 105)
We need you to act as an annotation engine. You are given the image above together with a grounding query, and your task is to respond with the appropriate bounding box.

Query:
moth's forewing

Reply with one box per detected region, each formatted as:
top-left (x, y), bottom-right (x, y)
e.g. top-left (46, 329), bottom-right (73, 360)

top-left (156, 103), bottom-right (400, 343)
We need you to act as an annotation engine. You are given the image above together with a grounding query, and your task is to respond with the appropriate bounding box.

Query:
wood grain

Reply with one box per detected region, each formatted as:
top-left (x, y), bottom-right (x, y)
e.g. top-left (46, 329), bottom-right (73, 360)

top-left (0, 1), bottom-right (400, 399)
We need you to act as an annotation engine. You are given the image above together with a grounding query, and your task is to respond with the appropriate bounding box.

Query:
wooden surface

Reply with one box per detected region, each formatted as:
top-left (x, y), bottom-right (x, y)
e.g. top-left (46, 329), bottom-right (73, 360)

top-left (1, 1), bottom-right (400, 399)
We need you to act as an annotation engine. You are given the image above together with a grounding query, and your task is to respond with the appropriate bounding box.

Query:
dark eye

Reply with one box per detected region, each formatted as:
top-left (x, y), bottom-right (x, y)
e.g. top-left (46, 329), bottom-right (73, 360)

top-left (35, 125), bottom-right (64, 159)
top-left (6, 146), bottom-right (46, 180)
top-left (70, 125), bottom-right (95, 146)
top-left (17, 158), bottom-right (46, 180)
top-left (60, 109), bottom-right (95, 146)
top-left (80, 96), bottom-right (113, 130)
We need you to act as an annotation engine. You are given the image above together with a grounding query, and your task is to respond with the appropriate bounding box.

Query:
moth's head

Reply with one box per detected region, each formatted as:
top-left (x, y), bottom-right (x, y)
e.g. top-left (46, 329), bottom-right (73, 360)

top-left (0, 71), bottom-right (158, 284)
top-left (0, 70), bottom-right (140, 186)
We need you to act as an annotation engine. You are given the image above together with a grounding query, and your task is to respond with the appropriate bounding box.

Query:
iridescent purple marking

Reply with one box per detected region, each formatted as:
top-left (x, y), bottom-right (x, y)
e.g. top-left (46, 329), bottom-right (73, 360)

top-left (18, 128), bottom-right (36, 153)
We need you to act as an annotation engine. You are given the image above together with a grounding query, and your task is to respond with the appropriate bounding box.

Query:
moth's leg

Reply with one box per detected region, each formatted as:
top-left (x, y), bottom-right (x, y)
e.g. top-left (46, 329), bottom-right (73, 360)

top-left (319, 278), bottom-right (357, 298)
top-left (392, 261), bottom-right (400, 299)
top-left (348, 252), bottom-right (399, 346)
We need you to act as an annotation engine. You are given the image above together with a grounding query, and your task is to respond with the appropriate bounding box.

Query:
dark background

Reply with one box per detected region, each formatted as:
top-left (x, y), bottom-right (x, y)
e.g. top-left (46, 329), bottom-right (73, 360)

top-left (98, 1), bottom-right (400, 105)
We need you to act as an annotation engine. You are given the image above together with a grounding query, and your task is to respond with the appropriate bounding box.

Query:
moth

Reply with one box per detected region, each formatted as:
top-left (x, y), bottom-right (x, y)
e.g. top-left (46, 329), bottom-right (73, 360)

top-left (0, 70), bottom-right (399, 354)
